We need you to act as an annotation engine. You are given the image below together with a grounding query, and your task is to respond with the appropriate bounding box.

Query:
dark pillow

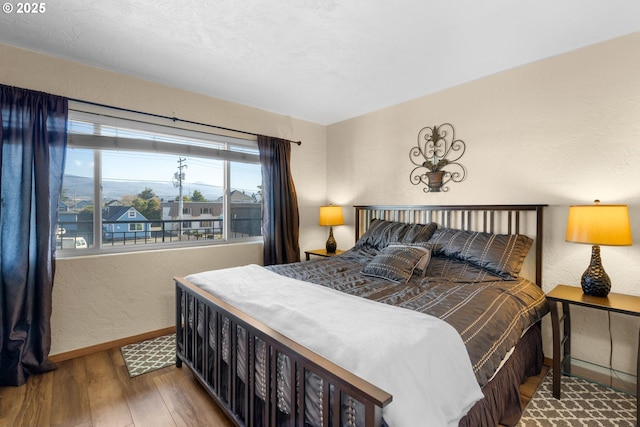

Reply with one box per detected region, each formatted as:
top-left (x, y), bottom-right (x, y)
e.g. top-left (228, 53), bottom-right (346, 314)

top-left (399, 222), bottom-right (438, 245)
top-left (362, 244), bottom-right (431, 283)
top-left (424, 257), bottom-right (506, 282)
top-left (355, 219), bottom-right (437, 250)
top-left (413, 245), bottom-right (432, 276)
top-left (428, 228), bottom-right (533, 279)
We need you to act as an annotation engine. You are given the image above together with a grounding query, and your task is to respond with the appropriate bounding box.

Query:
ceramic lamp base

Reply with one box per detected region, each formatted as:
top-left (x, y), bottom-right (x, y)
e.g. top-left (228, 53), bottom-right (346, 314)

top-left (581, 245), bottom-right (611, 297)
top-left (325, 226), bottom-right (337, 253)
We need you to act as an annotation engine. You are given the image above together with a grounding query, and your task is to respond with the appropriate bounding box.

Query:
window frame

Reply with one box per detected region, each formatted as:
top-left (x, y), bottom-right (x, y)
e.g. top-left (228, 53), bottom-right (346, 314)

top-left (57, 103), bottom-right (263, 257)
top-left (128, 223), bottom-right (143, 232)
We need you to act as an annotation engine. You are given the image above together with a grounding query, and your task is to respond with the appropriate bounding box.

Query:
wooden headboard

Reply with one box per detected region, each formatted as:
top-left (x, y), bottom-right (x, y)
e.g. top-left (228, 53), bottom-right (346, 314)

top-left (354, 204), bottom-right (547, 287)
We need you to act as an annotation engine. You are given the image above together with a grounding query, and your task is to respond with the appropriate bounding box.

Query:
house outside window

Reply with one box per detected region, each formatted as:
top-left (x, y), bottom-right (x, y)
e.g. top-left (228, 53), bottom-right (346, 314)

top-left (57, 103), bottom-right (263, 255)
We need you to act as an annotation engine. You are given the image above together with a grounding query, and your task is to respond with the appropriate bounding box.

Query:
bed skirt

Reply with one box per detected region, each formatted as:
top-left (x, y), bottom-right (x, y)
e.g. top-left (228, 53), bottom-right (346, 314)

top-left (459, 325), bottom-right (544, 427)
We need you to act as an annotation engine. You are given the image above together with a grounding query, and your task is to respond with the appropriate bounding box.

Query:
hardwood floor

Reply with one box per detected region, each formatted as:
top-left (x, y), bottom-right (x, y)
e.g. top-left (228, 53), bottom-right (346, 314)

top-left (519, 365), bottom-right (549, 410)
top-left (0, 347), bottom-right (233, 427)
top-left (0, 347), bottom-right (548, 427)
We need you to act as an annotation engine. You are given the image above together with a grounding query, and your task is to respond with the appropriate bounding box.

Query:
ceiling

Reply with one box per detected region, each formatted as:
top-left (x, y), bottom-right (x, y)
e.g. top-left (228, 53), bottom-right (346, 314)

top-left (1, 0), bottom-right (639, 125)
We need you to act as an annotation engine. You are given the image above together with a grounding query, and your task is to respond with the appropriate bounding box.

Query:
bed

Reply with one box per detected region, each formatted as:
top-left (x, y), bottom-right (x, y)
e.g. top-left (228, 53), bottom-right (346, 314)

top-left (175, 204), bottom-right (549, 427)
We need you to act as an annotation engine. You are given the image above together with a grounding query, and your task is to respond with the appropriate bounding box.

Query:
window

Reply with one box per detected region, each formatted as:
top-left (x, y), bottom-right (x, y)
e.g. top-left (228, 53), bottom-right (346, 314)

top-left (57, 104), bottom-right (263, 255)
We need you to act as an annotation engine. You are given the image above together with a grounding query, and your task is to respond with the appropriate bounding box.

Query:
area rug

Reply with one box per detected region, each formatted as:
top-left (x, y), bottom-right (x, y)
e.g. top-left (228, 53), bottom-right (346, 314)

top-left (517, 369), bottom-right (636, 426)
top-left (121, 333), bottom-right (176, 377)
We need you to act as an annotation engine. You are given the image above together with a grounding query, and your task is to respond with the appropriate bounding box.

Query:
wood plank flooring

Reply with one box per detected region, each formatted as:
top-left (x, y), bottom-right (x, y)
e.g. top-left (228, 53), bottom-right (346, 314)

top-left (0, 347), bottom-right (232, 427)
top-left (0, 347), bottom-right (548, 427)
top-left (519, 365), bottom-right (548, 410)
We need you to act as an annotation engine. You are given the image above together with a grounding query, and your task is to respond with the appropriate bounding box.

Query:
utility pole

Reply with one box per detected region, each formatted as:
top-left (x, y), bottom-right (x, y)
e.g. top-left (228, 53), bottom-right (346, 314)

top-left (174, 158), bottom-right (187, 239)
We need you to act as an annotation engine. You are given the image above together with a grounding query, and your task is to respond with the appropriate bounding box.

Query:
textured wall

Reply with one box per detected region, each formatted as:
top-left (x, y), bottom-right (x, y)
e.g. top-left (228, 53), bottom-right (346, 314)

top-left (2, 34), bottom-right (640, 371)
top-left (52, 243), bottom-right (262, 354)
top-left (327, 32), bottom-right (640, 373)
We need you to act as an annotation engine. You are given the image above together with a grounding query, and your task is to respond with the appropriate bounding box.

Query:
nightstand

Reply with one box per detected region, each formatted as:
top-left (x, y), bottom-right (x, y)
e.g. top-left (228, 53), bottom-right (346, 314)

top-left (304, 249), bottom-right (344, 260)
top-left (547, 284), bottom-right (640, 422)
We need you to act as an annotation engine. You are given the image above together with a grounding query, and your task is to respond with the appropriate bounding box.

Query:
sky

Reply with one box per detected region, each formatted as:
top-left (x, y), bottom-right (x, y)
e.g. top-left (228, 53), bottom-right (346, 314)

top-left (65, 115), bottom-right (262, 198)
top-left (65, 147), bottom-right (262, 197)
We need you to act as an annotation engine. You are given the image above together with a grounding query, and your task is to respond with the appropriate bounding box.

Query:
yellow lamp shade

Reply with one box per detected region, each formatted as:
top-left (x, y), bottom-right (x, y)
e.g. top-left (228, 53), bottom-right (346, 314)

top-left (319, 205), bottom-right (344, 226)
top-left (565, 204), bottom-right (632, 246)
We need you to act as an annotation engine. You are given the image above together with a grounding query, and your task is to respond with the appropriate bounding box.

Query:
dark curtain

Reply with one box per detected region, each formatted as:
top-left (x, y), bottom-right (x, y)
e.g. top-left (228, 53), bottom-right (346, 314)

top-left (0, 85), bottom-right (68, 386)
top-left (257, 135), bottom-right (300, 265)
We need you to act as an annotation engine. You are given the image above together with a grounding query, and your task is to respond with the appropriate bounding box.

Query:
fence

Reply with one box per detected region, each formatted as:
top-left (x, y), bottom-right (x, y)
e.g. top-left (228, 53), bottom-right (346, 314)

top-left (57, 217), bottom-right (261, 250)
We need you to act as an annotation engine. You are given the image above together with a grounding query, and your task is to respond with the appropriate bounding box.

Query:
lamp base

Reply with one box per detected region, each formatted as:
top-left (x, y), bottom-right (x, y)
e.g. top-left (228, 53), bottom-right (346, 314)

top-left (581, 245), bottom-right (611, 297)
top-left (325, 226), bottom-right (337, 253)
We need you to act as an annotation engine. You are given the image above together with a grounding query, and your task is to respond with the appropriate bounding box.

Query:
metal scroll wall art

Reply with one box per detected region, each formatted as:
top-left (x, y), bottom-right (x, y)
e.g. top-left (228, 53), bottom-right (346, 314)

top-left (409, 123), bottom-right (467, 193)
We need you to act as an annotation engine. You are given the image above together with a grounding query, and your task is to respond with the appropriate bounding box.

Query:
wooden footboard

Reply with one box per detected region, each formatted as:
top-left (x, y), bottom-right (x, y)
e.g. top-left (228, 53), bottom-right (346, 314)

top-left (175, 276), bottom-right (392, 427)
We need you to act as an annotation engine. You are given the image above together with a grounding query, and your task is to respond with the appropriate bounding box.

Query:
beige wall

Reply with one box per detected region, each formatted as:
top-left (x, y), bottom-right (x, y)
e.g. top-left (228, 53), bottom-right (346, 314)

top-left (327, 32), bottom-right (640, 373)
top-left (2, 32), bottom-right (640, 372)
top-left (52, 243), bottom-right (263, 354)
top-left (0, 43), bottom-right (328, 355)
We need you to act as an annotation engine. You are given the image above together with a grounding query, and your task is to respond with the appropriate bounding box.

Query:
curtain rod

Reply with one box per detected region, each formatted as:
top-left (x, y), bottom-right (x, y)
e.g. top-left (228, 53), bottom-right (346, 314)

top-left (69, 98), bottom-right (302, 146)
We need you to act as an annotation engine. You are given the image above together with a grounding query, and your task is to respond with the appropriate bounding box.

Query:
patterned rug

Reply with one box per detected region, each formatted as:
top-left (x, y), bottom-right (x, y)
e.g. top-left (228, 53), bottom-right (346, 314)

top-left (518, 369), bottom-right (636, 426)
top-left (121, 333), bottom-right (176, 377)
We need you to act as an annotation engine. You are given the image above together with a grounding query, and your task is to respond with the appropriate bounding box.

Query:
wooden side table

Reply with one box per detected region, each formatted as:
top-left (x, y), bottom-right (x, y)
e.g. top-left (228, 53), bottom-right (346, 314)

top-left (304, 249), bottom-right (344, 260)
top-left (547, 284), bottom-right (640, 423)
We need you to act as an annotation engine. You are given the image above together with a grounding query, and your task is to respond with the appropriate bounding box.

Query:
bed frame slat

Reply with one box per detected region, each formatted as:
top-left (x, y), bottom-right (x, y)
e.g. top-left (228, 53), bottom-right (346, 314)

top-left (332, 387), bottom-right (340, 427)
top-left (247, 332), bottom-right (254, 427)
top-left (322, 379), bottom-right (330, 427)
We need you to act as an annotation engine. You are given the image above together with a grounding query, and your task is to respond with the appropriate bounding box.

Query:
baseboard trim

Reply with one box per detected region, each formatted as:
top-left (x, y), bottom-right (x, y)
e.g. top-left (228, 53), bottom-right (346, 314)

top-left (49, 326), bottom-right (176, 363)
top-left (543, 356), bottom-right (553, 367)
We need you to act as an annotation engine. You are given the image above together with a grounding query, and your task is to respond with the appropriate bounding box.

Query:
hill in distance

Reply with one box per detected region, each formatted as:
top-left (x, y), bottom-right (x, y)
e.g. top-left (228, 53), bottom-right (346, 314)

top-left (62, 175), bottom-right (224, 203)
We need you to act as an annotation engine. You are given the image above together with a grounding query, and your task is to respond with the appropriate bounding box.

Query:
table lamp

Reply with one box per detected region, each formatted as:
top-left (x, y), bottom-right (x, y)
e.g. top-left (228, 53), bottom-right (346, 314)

top-left (319, 205), bottom-right (344, 253)
top-left (565, 200), bottom-right (632, 297)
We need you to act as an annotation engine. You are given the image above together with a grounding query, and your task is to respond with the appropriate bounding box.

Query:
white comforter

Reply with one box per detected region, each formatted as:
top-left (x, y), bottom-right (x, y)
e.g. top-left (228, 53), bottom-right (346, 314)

top-left (186, 264), bottom-right (483, 426)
